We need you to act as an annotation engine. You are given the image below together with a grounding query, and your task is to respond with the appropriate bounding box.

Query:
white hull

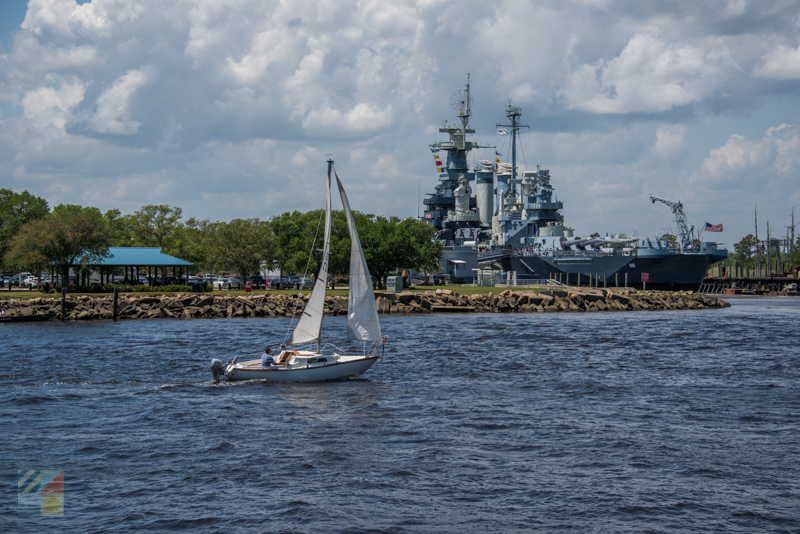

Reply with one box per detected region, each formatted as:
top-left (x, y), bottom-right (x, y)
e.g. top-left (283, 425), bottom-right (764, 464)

top-left (223, 355), bottom-right (379, 382)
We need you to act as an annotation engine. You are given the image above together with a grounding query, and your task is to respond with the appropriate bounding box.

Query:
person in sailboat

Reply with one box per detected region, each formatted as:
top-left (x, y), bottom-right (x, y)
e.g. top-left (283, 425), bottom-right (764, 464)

top-left (261, 346), bottom-right (275, 367)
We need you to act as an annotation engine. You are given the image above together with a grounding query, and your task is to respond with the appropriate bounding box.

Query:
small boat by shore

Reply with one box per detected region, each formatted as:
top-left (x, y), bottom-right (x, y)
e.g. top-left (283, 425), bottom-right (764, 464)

top-left (0, 313), bottom-right (56, 323)
top-left (210, 158), bottom-right (386, 383)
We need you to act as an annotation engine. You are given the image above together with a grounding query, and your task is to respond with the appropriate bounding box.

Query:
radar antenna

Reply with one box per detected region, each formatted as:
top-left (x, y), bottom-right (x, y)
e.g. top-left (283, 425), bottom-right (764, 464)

top-left (650, 194), bottom-right (695, 250)
top-left (449, 73), bottom-right (472, 129)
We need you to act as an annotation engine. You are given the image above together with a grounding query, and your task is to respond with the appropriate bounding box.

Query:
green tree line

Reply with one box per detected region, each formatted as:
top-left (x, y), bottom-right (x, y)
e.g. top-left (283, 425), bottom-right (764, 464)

top-left (727, 233), bottom-right (800, 273)
top-left (0, 189), bottom-right (442, 286)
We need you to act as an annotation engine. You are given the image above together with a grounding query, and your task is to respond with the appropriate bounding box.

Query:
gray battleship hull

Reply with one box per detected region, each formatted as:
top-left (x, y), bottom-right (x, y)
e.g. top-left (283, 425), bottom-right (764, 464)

top-left (482, 250), bottom-right (719, 291)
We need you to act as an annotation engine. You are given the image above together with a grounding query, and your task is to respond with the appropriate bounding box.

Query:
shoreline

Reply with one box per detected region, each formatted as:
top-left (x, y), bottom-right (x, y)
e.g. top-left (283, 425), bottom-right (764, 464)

top-left (0, 288), bottom-right (730, 321)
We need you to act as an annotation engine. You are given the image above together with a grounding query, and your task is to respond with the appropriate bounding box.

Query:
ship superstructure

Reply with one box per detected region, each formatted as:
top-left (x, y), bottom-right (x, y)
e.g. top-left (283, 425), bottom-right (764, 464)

top-left (424, 78), bottom-right (728, 290)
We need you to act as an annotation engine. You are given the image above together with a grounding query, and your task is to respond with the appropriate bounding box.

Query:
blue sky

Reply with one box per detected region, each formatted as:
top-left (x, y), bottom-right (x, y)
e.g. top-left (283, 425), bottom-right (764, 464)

top-left (1, 0), bottom-right (799, 246)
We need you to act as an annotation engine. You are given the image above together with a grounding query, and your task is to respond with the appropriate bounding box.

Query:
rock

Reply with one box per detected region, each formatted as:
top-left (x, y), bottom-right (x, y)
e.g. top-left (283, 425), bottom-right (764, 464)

top-left (396, 292), bottom-right (416, 303)
top-left (376, 297), bottom-right (391, 314)
top-left (195, 296), bottom-right (214, 308)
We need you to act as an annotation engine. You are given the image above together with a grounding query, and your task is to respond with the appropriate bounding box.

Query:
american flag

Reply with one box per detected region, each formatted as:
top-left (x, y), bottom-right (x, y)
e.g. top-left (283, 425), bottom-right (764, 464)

top-left (705, 222), bottom-right (723, 232)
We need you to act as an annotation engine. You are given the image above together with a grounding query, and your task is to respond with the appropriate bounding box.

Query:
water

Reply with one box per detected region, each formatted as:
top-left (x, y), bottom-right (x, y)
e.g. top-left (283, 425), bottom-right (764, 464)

top-left (2, 297), bottom-right (799, 533)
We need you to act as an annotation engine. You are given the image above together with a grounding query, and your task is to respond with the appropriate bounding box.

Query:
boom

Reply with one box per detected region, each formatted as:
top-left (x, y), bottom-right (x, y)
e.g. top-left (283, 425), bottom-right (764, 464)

top-left (650, 194), bottom-right (695, 250)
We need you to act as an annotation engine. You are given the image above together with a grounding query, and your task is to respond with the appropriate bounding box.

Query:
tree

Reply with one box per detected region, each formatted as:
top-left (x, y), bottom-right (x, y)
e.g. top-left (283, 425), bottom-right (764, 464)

top-left (0, 189), bottom-right (49, 269)
top-left (355, 215), bottom-right (441, 286)
top-left (103, 208), bottom-right (133, 247)
top-left (5, 205), bottom-right (112, 284)
top-left (272, 209), bottom-right (348, 278)
top-left (127, 204), bottom-right (184, 252)
top-left (209, 218), bottom-right (276, 282)
top-left (658, 232), bottom-right (678, 249)
top-left (790, 235), bottom-right (800, 268)
top-left (272, 210), bottom-right (441, 287)
top-left (733, 234), bottom-right (759, 267)
top-left (173, 217), bottom-right (217, 274)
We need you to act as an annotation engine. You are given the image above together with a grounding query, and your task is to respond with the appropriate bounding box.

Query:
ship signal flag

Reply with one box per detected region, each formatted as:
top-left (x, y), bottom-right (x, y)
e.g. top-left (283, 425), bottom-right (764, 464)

top-left (497, 128), bottom-right (509, 136)
top-left (705, 222), bottom-right (723, 232)
top-left (434, 154), bottom-right (444, 173)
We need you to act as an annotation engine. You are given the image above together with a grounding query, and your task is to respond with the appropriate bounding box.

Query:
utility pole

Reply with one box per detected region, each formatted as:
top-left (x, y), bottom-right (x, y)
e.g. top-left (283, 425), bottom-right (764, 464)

top-left (754, 206), bottom-right (759, 277)
top-left (767, 220), bottom-right (771, 276)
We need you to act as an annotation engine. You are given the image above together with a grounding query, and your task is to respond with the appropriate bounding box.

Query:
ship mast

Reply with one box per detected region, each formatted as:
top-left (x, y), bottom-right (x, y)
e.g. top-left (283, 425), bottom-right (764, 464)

top-left (457, 74), bottom-right (471, 148)
top-left (497, 102), bottom-right (528, 191)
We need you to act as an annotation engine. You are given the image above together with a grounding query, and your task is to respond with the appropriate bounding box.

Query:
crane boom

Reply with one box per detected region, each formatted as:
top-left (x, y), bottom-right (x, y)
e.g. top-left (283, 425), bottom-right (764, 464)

top-left (649, 194), bottom-right (695, 250)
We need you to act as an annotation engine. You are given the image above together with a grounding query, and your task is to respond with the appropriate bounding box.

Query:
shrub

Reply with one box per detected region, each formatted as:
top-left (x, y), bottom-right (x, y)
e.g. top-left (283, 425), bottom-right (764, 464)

top-left (51, 284), bottom-right (197, 294)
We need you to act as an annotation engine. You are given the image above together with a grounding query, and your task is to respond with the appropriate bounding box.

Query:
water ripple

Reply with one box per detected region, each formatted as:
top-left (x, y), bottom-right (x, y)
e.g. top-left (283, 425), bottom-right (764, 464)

top-left (1, 297), bottom-right (799, 533)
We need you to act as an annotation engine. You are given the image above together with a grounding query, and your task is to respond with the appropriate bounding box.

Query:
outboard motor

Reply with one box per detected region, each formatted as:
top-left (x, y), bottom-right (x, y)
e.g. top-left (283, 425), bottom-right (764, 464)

top-left (210, 359), bottom-right (224, 383)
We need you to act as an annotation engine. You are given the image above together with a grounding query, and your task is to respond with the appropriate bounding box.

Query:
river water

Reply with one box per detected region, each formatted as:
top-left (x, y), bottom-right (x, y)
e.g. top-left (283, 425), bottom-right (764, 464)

top-left (2, 297), bottom-right (798, 533)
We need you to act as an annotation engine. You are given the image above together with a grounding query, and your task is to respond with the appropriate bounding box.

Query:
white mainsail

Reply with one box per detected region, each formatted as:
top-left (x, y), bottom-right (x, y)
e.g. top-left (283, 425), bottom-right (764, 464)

top-left (287, 163), bottom-right (332, 346)
top-left (335, 173), bottom-right (383, 342)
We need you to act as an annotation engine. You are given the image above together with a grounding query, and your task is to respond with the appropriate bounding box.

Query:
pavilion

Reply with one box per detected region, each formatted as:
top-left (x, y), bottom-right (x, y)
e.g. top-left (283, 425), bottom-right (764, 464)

top-left (74, 247), bottom-right (194, 285)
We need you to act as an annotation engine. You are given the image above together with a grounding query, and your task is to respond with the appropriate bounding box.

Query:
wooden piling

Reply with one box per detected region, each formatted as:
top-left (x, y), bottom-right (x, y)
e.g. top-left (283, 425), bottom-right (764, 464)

top-left (113, 287), bottom-right (119, 321)
top-left (61, 287), bottom-right (66, 320)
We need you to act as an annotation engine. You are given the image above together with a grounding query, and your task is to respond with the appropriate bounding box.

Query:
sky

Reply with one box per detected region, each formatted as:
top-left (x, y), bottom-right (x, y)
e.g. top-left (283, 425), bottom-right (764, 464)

top-left (1, 0), bottom-right (800, 247)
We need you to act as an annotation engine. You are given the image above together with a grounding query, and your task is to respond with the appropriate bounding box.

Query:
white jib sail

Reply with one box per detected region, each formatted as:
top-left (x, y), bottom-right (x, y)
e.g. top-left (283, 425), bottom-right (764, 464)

top-left (287, 165), bottom-right (332, 346)
top-left (335, 173), bottom-right (382, 342)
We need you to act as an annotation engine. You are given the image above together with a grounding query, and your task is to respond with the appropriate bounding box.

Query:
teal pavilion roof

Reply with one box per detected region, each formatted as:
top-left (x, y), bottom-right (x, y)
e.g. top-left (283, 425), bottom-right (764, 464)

top-left (88, 247), bottom-right (194, 267)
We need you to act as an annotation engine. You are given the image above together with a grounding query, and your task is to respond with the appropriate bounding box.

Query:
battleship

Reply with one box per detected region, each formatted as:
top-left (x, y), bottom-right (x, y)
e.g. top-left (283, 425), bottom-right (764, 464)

top-left (424, 77), bottom-right (728, 291)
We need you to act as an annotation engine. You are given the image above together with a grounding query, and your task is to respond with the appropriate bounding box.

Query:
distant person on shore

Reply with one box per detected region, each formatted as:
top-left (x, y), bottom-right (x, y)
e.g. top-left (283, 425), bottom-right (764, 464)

top-left (261, 346), bottom-right (275, 367)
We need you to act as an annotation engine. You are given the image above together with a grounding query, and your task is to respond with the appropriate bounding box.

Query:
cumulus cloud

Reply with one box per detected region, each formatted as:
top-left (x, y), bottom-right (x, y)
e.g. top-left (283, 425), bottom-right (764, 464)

top-left (653, 124), bottom-right (688, 160)
top-left (1, 0), bottom-right (800, 241)
top-left (21, 78), bottom-right (85, 133)
top-left (88, 68), bottom-right (149, 134)
top-left (687, 124), bottom-right (800, 187)
top-left (754, 44), bottom-right (800, 79)
top-left (676, 124), bottom-right (800, 234)
top-left (563, 33), bottom-right (732, 114)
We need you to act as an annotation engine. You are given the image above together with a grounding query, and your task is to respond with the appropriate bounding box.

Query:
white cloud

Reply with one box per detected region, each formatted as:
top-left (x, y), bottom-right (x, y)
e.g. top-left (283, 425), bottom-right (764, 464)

top-left (0, 0), bottom-right (799, 244)
top-left (754, 44), bottom-right (800, 79)
top-left (88, 68), bottom-right (149, 134)
top-left (21, 79), bottom-right (86, 133)
top-left (687, 124), bottom-right (800, 187)
top-left (563, 33), bottom-right (731, 114)
top-left (653, 124), bottom-right (688, 160)
top-left (303, 102), bottom-right (394, 137)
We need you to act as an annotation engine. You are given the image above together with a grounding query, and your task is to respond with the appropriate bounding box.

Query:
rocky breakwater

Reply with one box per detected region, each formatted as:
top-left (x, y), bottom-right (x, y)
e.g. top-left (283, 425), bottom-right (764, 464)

top-left (374, 288), bottom-right (731, 314)
top-left (0, 293), bottom-right (355, 321)
top-left (0, 288), bottom-right (729, 321)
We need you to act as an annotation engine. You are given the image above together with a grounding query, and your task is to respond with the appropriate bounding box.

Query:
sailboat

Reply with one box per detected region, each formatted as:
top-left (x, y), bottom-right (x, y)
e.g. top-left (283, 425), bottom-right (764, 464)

top-left (210, 159), bottom-right (386, 383)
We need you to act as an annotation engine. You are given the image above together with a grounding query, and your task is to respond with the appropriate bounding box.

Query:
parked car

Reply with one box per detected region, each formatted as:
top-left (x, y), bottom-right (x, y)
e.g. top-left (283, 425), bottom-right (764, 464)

top-left (281, 275), bottom-right (299, 289)
top-left (295, 277), bottom-right (313, 289)
top-left (246, 275), bottom-right (266, 289)
top-left (214, 277), bottom-right (242, 290)
top-left (265, 276), bottom-right (280, 289)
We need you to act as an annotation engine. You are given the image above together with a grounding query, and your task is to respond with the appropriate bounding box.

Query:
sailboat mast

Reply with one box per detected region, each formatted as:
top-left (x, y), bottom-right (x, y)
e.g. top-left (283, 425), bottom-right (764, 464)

top-left (319, 158), bottom-right (332, 354)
